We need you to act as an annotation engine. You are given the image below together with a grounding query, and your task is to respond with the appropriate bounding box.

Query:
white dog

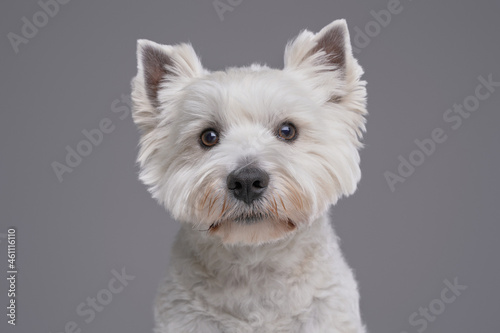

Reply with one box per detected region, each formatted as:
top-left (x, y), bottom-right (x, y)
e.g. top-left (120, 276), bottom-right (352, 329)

top-left (131, 19), bottom-right (367, 333)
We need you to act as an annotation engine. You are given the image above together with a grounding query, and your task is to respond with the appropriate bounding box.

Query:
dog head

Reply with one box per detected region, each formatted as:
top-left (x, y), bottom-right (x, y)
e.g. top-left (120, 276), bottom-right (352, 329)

top-left (131, 19), bottom-right (367, 245)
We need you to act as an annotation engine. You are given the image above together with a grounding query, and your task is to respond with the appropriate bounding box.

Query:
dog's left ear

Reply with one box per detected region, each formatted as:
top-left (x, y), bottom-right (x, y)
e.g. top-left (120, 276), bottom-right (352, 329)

top-left (284, 19), bottom-right (365, 105)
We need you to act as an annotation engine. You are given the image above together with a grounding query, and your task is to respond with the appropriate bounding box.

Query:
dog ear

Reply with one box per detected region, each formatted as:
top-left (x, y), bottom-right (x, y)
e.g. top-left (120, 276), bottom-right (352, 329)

top-left (132, 40), bottom-right (203, 133)
top-left (285, 19), bottom-right (349, 72)
top-left (284, 19), bottom-right (365, 104)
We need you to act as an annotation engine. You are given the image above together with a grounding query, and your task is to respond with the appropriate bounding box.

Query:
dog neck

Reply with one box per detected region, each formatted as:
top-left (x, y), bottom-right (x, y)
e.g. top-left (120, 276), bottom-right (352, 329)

top-left (171, 213), bottom-right (340, 281)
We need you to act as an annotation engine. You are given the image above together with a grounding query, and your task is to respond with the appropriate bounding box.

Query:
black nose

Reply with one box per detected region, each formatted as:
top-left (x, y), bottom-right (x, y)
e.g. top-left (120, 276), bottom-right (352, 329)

top-left (227, 167), bottom-right (269, 204)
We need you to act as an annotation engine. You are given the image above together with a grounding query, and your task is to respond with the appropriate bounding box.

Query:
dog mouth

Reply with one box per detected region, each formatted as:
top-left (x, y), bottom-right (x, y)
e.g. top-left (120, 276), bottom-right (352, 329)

top-left (209, 214), bottom-right (296, 231)
top-left (208, 213), bottom-right (269, 229)
top-left (233, 213), bottom-right (272, 224)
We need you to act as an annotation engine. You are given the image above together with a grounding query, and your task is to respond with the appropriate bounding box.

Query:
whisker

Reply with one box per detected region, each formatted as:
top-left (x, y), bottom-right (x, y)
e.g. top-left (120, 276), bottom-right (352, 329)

top-left (208, 194), bottom-right (219, 217)
top-left (291, 185), bottom-right (304, 210)
top-left (207, 194), bottom-right (214, 216)
top-left (278, 194), bottom-right (287, 212)
top-left (192, 218), bottom-right (207, 231)
top-left (285, 185), bottom-right (300, 210)
top-left (272, 195), bottom-right (279, 219)
top-left (201, 189), bottom-right (210, 209)
top-left (218, 194), bottom-right (227, 219)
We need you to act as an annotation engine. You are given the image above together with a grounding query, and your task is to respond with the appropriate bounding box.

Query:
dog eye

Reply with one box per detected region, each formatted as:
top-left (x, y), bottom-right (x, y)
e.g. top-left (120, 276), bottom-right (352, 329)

top-left (200, 129), bottom-right (219, 148)
top-left (277, 123), bottom-right (297, 141)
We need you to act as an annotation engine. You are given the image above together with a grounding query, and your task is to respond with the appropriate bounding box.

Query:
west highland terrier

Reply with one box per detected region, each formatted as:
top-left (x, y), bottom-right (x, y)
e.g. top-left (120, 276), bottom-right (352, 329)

top-left (131, 19), bottom-right (367, 333)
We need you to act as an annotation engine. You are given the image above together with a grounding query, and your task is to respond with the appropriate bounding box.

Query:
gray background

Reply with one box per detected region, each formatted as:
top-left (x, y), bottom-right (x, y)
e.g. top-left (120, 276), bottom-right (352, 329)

top-left (1, 0), bottom-right (499, 332)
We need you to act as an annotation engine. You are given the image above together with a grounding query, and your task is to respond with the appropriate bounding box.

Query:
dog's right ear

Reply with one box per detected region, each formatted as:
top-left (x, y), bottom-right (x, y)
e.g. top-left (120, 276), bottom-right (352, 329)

top-left (132, 40), bottom-right (203, 134)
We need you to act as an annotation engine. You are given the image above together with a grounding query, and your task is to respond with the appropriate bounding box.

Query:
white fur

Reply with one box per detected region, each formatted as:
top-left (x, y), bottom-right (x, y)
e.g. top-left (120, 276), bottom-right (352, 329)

top-left (131, 19), bottom-right (367, 332)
